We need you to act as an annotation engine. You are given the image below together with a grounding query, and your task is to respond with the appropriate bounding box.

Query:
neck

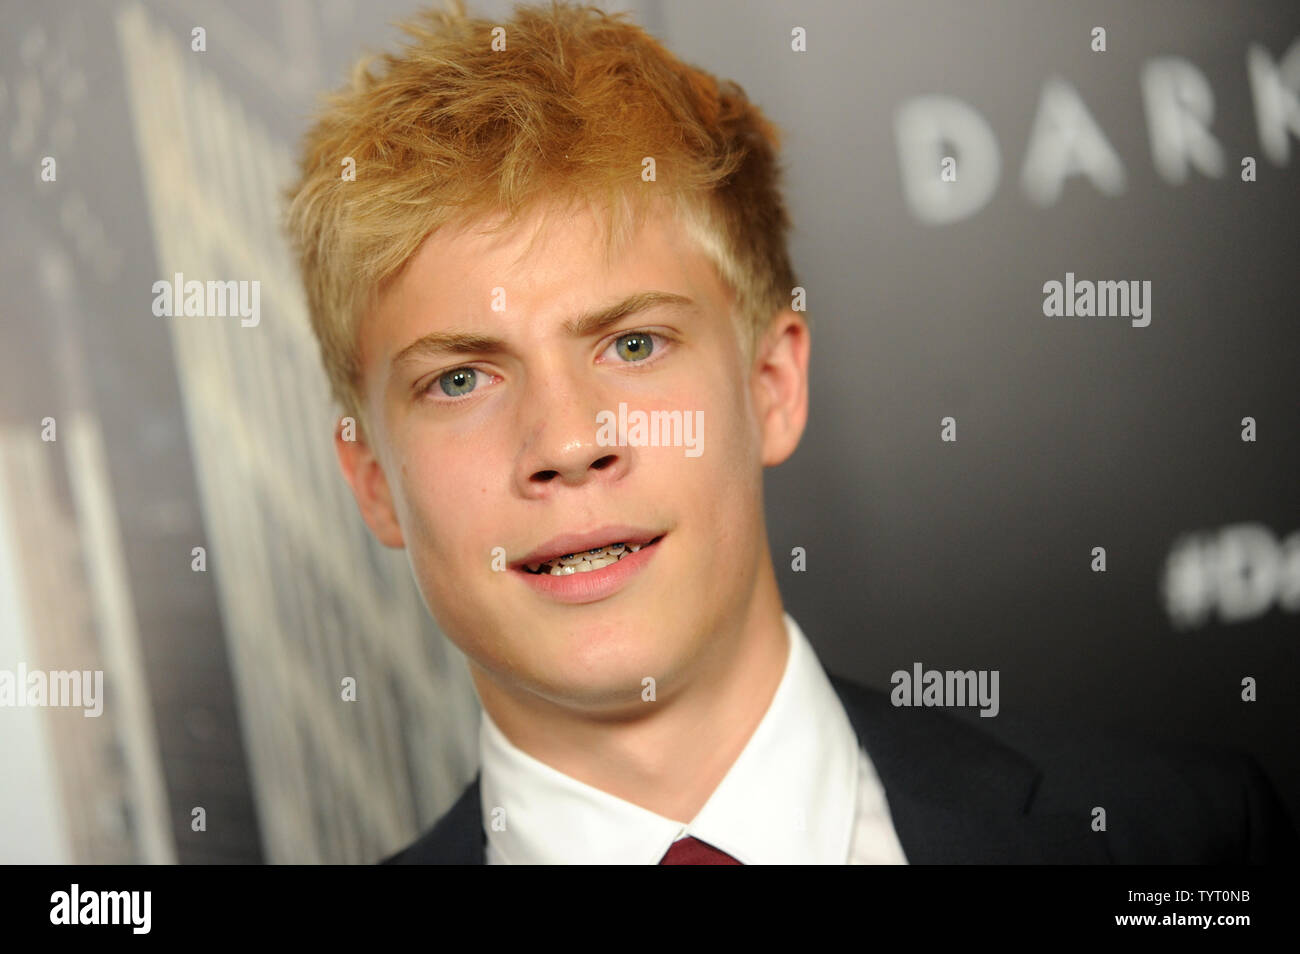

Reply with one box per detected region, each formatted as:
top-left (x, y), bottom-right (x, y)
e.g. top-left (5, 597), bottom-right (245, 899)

top-left (470, 556), bottom-right (790, 822)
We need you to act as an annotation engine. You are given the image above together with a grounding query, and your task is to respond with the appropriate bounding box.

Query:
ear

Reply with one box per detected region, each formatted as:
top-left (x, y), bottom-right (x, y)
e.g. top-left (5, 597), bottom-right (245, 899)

top-left (334, 415), bottom-right (406, 548)
top-left (750, 309), bottom-right (810, 467)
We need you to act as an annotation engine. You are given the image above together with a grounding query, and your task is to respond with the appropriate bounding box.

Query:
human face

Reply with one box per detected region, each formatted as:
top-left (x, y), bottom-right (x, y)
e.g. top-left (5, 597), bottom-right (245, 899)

top-left (339, 198), bottom-right (804, 711)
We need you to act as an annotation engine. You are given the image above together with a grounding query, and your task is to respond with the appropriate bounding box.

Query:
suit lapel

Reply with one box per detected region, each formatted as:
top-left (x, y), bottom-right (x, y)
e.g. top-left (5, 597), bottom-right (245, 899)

top-left (443, 776), bottom-right (486, 864)
top-left (381, 776), bottom-right (484, 864)
top-left (828, 672), bottom-right (1109, 863)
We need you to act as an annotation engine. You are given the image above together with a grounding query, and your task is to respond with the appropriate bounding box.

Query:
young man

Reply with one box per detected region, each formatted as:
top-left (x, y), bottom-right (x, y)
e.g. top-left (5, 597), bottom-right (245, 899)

top-left (285, 0), bottom-right (1296, 864)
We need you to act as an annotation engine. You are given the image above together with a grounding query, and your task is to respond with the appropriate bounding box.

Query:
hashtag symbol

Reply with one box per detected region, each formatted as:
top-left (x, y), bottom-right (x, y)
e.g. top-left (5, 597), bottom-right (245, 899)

top-left (1161, 535), bottom-right (1212, 629)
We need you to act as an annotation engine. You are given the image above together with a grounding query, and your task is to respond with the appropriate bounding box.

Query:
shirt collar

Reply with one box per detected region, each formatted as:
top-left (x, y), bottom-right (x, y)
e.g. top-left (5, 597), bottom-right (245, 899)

top-left (478, 612), bottom-right (860, 863)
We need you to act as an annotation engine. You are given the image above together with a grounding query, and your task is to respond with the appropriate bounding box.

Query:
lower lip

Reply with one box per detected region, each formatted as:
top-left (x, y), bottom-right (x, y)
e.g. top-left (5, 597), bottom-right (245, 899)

top-left (513, 537), bottom-right (663, 604)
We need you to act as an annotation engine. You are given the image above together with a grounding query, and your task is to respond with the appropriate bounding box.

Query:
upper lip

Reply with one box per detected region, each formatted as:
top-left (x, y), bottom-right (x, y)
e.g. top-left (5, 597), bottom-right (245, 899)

top-left (512, 525), bottom-right (663, 568)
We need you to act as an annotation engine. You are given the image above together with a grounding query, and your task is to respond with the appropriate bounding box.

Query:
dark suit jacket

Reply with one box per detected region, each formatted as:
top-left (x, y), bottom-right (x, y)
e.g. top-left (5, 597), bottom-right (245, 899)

top-left (382, 673), bottom-right (1298, 863)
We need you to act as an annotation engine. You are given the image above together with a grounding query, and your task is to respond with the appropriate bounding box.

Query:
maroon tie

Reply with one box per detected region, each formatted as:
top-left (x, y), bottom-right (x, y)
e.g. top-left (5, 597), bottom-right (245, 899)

top-left (658, 836), bottom-right (743, 864)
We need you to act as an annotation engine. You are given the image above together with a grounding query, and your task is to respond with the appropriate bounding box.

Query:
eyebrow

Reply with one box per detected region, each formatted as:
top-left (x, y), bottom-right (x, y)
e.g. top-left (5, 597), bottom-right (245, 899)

top-left (390, 290), bottom-right (696, 370)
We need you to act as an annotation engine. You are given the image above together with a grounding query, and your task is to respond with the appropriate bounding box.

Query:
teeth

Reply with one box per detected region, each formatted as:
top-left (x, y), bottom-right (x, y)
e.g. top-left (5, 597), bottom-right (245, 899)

top-left (525, 541), bottom-right (646, 575)
top-left (550, 555), bottom-right (620, 575)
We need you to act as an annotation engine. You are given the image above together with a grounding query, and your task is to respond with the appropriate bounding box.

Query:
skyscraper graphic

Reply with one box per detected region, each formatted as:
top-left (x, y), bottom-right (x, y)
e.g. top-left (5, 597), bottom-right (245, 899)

top-left (115, 3), bottom-right (480, 864)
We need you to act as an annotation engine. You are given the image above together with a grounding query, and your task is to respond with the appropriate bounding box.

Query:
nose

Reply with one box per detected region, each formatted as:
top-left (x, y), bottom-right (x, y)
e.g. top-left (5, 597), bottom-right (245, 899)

top-left (512, 359), bottom-right (630, 497)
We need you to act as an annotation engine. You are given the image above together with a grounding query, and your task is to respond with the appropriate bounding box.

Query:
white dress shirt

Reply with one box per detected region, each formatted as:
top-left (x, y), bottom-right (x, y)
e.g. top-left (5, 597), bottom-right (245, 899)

top-left (477, 612), bottom-right (909, 864)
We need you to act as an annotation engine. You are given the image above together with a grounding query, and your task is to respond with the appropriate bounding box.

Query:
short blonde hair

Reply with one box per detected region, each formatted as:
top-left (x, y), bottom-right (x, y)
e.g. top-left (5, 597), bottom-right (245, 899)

top-left (284, 0), bottom-right (798, 423)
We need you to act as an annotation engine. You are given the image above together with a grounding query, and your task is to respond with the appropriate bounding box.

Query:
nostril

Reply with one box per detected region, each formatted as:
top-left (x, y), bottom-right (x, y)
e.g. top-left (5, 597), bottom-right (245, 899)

top-left (591, 455), bottom-right (616, 470)
top-left (532, 470), bottom-right (560, 482)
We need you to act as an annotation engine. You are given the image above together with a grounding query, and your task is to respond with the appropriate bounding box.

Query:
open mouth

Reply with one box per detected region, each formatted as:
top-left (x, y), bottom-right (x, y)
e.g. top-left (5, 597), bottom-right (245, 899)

top-left (520, 535), bottom-right (665, 575)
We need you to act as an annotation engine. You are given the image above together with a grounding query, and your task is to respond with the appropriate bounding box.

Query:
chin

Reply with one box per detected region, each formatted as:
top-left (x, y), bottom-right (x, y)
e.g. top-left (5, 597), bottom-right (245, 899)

top-left (524, 626), bottom-right (693, 707)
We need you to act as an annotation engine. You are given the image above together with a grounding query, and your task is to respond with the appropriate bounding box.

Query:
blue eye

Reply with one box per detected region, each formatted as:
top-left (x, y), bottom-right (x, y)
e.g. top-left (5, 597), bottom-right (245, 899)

top-left (615, 332), bottom-right (654, 361)
top-left (438, 367), bottom-right (478, 397)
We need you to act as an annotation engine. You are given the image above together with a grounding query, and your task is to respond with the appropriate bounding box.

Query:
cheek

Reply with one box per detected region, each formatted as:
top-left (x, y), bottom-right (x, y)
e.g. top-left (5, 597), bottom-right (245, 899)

top-left (391, 438), bottom-right (469, 553)
top-left (393, 433), bottom-right (505, 582)
top-left (711, 360), bottom-right (763, 469)
top-left (721, 371), bottom-right (766, 514)
top-left (679, 377), bottom-right (763, 528)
